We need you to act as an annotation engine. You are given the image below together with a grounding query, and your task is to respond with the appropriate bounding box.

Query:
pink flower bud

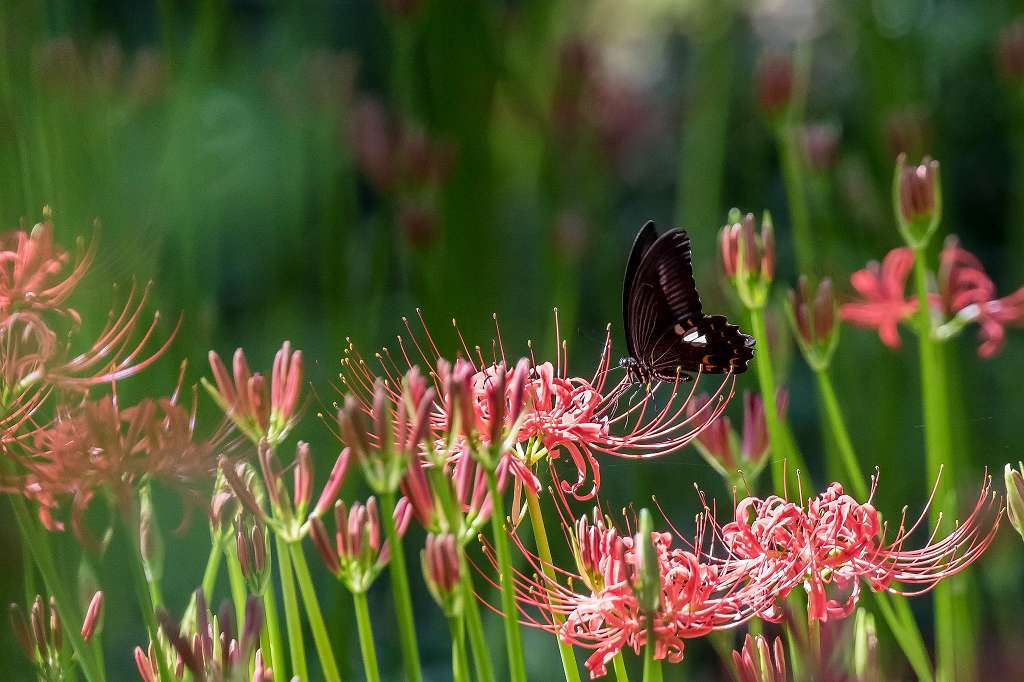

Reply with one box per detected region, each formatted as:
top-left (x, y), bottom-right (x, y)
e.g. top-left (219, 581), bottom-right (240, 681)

top-left (312, 449), bottom-right (351, 518)
top-left (755, 53), bottom-right (793, 117)
top-left (293, 442), bottom-right (313, 509)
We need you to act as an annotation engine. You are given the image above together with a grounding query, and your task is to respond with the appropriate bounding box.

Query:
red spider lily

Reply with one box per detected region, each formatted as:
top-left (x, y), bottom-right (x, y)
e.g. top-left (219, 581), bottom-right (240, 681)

top-left (205, 342), bottom-right (303, 447)
top-left (840, 247), bottom-right (917, 348)
top-left (732, 634), bottom-right (787, 682)
top-left (720, 471), bottom-right (1002, 622)
top-left (686, 390), bottom-right (788, 482)
top-left (937, 236), bottom-right (1024, 357)
top-left (338, 311), bottom-right (734, 501)
top-left (8, 384), bottom-right (231, 543)
top-left (0, 219), bottom-right (95, 319)
top-left (422, 533), bottom-right (462, 614)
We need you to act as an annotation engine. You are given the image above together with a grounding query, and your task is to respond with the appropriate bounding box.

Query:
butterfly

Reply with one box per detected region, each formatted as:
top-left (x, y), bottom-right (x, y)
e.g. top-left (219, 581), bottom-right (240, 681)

top-left (620, 220), bottom-right (755, 383)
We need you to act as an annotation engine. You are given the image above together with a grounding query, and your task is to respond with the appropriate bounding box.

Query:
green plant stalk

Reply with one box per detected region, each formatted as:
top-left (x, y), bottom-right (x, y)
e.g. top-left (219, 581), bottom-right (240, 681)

top-left (814, 368), bottom-right (869, 500)
top-left (612, 652), bottom-right (630, 682)
top-left (181, 532), bottom-right (223, 629)
top-left (911, 249), bottom-right (964, 682)
top-left (525, 487), bottom-right (581, 681)
top-left (484, 469), bottom-right (528, 682)
top-left (459, 561), bottom-right (496, 682)
top-left (9, 495), bottom-right (106, 682)
top-left (448, 615), bottom-right (471, 682)
top-left (807, 617), bottom-right (821, 673)
top-left (380, 491), bottom-right (424, 682)
top-left (776, 124), bottom-right (814, 273)
top-left (226, 544), bottom-right (248, 634)
top-left (288, 542), bottom-right (342, 682)
top-left (641, 622), bottom-right (663, 682)
top-left (263, 581), bottom-right (286, 682)
top-left (353, 590), bottom-right (381, 682)
top-left (274, 534), bottom-right (307, 681)
top-left (124, 518), bottom-right (171, 682)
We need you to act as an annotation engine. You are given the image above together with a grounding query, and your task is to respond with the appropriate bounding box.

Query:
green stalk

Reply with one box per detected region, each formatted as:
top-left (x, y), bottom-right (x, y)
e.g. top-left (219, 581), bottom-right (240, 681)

top-left (807, 617), bottom-right (821, 674)
top-left (459, 562), bottom-right (496, 682)
top-left (448, 615), bottom-right (470, 682)
top-left (776, 40), bottom-right (814, 273)
top-left (226, 543), bottom-right (248, 634)
top-left (263, 581), bottom-right (287, 682)
top-left (612, 652), bottom-right (630, 682)
top-left (380, 491), bottom-right (424, 682)
top-left (814, 369), bottom-right (869, 500)
top-left (641, 623), bottom-right (663, 682)
top-left (274, 534), bottom-right (307, 681)
top-left (911, 249), bottom-right (962, 682)
top-left (525, 487), bottom-right (581, 681)
top-left (288, 542), bottom-right (342, 682)
top-left (353, 590), bottom-right (381, 682)
top-left (181, 532), bottom-right (223, 629)
top-left (123, 518), bottom-right (171, 682)
top-left (483, 469), bottom-right (527, 682)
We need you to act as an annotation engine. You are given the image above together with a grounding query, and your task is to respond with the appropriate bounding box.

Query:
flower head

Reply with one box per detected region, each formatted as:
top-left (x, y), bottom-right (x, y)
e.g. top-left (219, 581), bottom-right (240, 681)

top-left (787, 276), bottom-right (839, 369)
top-left (894, 154), bottom-right (942, 250)
top-left (10, 592), bottom-right (103, 679)
top-left (800, 122), bottom-right (840, 173)
top-left (755, 53), bottom-right (793, 118)
top-left (422, 533), bottom-right (462, 615)
top-left (732, 634), bottom-right (787, 682)
top-left (687, 390), bottom-right (787, 483)
top-left (840, 247), bottom-right (917, 348)
top-left (720, 210), bottom-right (775, 310)
top-left (0, 217), bottom-right (94, 319)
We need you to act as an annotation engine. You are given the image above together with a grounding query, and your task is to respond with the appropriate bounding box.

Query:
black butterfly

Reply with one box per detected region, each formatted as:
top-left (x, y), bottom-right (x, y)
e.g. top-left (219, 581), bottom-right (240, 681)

top-left (620, 220), bottom-right (754, 383)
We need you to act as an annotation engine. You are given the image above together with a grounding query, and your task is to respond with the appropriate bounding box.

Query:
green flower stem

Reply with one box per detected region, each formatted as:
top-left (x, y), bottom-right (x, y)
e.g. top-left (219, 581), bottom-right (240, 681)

top-left (380, 491), bottom-right (424, 682)
top-left (641, 623), bottom-right (663, 682)
top-left (263, 578), bottom-right (287, 682)
top-left (274, 533), bottom-right (307, 681)
top-left (226, 543), bottom-right (248, 633)
top-left (807, 617), bottom-right (821, 673)
top-left (288, 542), bottom-right (342, 682)
top-left (9, 495), bottom-right (106, 682)
top-left (484, 469), bottom-right (527, 682)
top-left (813, 368), bottom-right (869, 500)
top-left (459, 561), bottom-right (496, 682)
top-left (448, 615), bottom-right (470, 682)
top-left (525, 487), bottom-right (581, 682)
top-left (612, 652), bottom-right (630, 682)
top-left (123, 517), bottom-right (170, 682)
top-left (353, 590), bottom-right (381, 682)
top-left (911, 248), bottom-right (967, 682)
top-left (748, 306), bottom-right (809, 493)
top-left (776, 40), bottom-right (814, 273)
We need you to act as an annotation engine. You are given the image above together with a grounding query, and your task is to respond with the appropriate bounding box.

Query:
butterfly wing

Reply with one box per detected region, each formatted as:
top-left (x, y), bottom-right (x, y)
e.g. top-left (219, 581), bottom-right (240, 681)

top-left (622, 221), bottom-right (660, 359)
top-left (627, 228), bottom-right (754, 379)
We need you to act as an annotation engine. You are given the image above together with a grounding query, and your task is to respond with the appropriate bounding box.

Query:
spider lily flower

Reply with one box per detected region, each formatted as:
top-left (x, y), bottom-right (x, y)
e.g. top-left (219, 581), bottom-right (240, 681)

top-left (687, 390), bottom-right (788, 484)
top-left (9, 387), bottom-right (230, 544)
top-left (721, 472), bottom-right (1002, 622)
top-left (0, 217), bottom-right (95, 318)
top-left (1005, 463), bottom-right (1024, 541)
top-left (732, 634), bottom-right (787, 682)
top-left (339, 310), bottom-right (735, 501)
top-left (755, 53), bottom-right (794, 119)
top-left (309, 496), bottom-right (412, 593)
top-left (840, 247), bottom-right (917, 349)
top-left (10, 592), bottom-right (103, 679)
top-left (786, 276), bottom-right (839, 370)
top-left (893, 154), bottom-right (942, 250)
top-left (720, 210), bottom-right (775, 310)
top-left (204, 342), bottom-right (303, 447)
top-left (135, 590), bottom-right (270, 682)
top-left (422, 533), bottom-right (462, 616)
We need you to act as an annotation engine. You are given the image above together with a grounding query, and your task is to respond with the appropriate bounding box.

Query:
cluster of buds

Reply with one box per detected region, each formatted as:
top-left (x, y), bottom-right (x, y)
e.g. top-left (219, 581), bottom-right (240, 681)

top-left (136, 591), bottom-right (270, 682)
top-left (720, 209), bottom-right (775, 310)
top-left (421, 533), bottom-right (463, 616)
top-left (569, 508), bottom-right (628, 593)
top-left (235, 517), bottom-right (271, 595)
top-left (731, 634), bottom-right (786, 682)
top-left (687, 390), bottom-right (787, 485)
top-left (309, 496), bottom-right (412, 593)
top-left (204, 342), bottom-right (304, 447)
top-left (10, 592), bottom-right (104, 679)
top-left (893, 154), bottom-right (942, 251)
top-left (219, 440), bottom-right (349, 544)
top-left (786, 276), bottom-right (839, 370)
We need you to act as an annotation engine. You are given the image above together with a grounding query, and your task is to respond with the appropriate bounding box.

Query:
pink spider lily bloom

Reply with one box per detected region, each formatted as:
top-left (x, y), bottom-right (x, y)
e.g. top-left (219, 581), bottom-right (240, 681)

top-left (937, 236), bottom-right (1024, 358)
top-left (0, 219), bottom-right (95, 319)
top-left (840, 247), bottom-right (917, 348)
top-left (205, 341), bottom-right (303, 447)
top-left (721, 471), bottom-right (1002, 622)
top-left (339, 310), bottom-right (735, 501)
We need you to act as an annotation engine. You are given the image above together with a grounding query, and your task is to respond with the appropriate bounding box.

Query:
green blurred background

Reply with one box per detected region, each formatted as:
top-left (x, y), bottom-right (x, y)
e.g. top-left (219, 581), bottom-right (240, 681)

top-left (2, 0), bottom-right (1024, 678)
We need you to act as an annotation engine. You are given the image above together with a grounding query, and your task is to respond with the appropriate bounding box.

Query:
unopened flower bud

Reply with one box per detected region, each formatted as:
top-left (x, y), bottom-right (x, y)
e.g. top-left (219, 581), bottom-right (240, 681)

top-left (800, 122), bottom-right (840, 173)
top-left (731, 633), bottom-right (787, 682)
top-left (630, 509), bottom-right (661, 615)
top-left (486, 363), bottom-right (507, 447)
top-left (755, 53), bottom-right (793, 118)
top-left (787, 276), bottom-right (840, 370)
top-left (1005, 462), bottom-right (1024, 541)
top-left (293, 441), bottom-right (313, 512)
top-left (9, 603), bottom-right (33, 659)
top-left (422, 534), bottom-right (462, 615)
top-left (81, 592), bottom-right (103, 642)
top-left (998, 19), bottom-right (1024, 84)
top-left (236, 520), bottom-right (271, 593)
top-left (312, 448), bottom-right (351, 519)
top-left (894, 154), bottom-right (941, 250)
top-left (720, 210), bottom-right (775, 309)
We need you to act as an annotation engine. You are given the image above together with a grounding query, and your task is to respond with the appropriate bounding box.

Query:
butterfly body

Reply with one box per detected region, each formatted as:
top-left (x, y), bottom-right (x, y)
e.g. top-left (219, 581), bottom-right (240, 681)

top-left (620, 221), bottom-right (754, 382)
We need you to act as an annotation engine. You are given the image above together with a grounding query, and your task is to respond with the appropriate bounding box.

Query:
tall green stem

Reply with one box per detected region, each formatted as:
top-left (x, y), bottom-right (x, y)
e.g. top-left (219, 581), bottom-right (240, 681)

top-left (484, 469), bottom-right (527, 682)
top-left (641, 623), bottom-right (663, 682)
top-left (226, 543), bottom-right (248, 633)
top-left (262, 581), bottom-right (286, 682)
top-left (525, 487), bottom-right (580, 681)
top-left (612, 652), bottom-right (630, 682)
top-left (288, 542), bottom-right (342, 682)
top-left (448, 615), bottom-right (470, 682)
top-left (380, 491), bottom-right (424, 682)
top-left (123, 518), bottom-right (170, 682)
top-left (911, 249), bottom-right (969, 681)
top-left (814, 369), bottom-right (869, 500)
top-left (460, 562), bottom-right (496, 682)
top-left (353, 590), bottom-right (381, 682)
top-left (274, 533), bottom-right (307, 681)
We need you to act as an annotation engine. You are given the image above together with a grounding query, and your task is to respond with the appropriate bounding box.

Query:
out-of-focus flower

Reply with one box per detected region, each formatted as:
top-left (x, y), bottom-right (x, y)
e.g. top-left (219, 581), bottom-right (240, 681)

top-left (1005, 463), bottom-right (1024, 541)
top-left (422, 533), bottom-right (462, 615)
top-left (309, 496), bottom-right (412, 593)
top-left (10, 592), bottom-right (104, 679)
top-left (0, 218), bottom-right (93, 318)
top-left (800, 122), bottom-right (841, 173)
top-left (997, 19), bottom-right (1024, 83)
top-left (687, 390), bottom-right (787, 483)
top-left (397, 202), bottom-right (438, 251)
top-left (936, 236), bottom-right (1024, 358)
top-left (722, 473), bottom-right (1002, 622)
top-left (885, 107), bottom-right (931, 161)
top-left (205, 342), bottom-right (303, 447)
top-left (787, 276), bottom-right (839, 369)
top-left (755, 53), bottom-right (794, 118)
top-left (720, 210), bottom-right (775, 309)
top-left (732, 634), bottom-right (787, 682)
top-left (840, 247), bottom-right (916, 348)
top-left (894, 154), bottom-right (942, 250)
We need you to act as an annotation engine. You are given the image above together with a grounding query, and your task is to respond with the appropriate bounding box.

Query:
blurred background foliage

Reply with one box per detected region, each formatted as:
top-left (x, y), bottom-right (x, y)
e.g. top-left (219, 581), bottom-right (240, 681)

top-left (2, 0), bottom-right (1024, 678)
